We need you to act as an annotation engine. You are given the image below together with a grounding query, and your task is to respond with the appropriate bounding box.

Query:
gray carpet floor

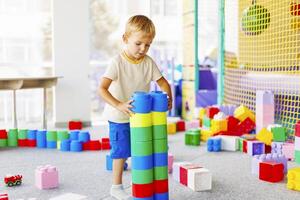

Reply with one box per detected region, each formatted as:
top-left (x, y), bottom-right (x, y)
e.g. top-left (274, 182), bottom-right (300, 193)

top-left (0, 124), bottom-right (300, 200)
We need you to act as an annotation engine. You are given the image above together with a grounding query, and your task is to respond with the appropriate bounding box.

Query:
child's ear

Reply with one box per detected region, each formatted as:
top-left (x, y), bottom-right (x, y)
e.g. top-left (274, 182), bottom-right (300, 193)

top-left (122, 34), bottom-right (128, 43)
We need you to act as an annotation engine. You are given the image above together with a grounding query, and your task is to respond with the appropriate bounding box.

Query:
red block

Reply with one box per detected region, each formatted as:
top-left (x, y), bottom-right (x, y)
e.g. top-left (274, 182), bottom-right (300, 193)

top-left (27, 139), bottom-right (36, 147)
top-left (227, 116), bottom-right (240, 131)
top-left (101, 142), bottom-right (110, 150)
top-left (180, 164), bottom-right (202, 186)
top-left (18, 139), bottom-right (27, 147)
top-left (295, 121), bottom-right (300, 137)
top-left (243, 140), bottom-right (248, 153)
top-left (176, 120), bottom-right (185, 132)
top-left (132, 182), bottom-right (153, 198)
top-left (154, 179), bottom-right (169, 193)
top-left (101, 138), bottom-right (110, 143)
top-left (0, 129), bottom-right (7, 139)
top-left (259, 162), bottom-right (284, 183)
top-left (237, 117), bottom-right (255, 134)
top-left (206, 107), bottom-right (220, 119)
top-left (265, 145), bottom-right (272, 153)
top-left (88, 140), bottom-right (101, 150)
top-left (68, 121), bottom-right (82, 130)
top-left (82, 141), bottom-right (90, 151)
top-left (0, 193), bottom-right (8, 200)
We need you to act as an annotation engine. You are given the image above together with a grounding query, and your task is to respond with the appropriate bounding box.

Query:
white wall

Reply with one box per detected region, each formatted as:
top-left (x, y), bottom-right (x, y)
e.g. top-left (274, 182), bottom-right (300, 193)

top-left (52, 0), bottom-right (90, 126)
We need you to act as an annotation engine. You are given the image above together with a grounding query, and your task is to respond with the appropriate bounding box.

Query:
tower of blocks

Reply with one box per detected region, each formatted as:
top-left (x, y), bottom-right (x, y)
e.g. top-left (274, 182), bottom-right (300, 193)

top-left (295, 120), bottom-right (300, 164)
top-left (256, 90), bottom-right (274, 133)
top-left (130, 91), bottom-right (169, 200)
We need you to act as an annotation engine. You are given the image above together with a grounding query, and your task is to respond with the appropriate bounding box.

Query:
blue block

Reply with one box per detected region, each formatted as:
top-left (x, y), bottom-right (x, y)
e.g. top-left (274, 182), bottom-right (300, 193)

top-left (27, 130), bottom-right (37, 140)
top-left (207, 138), bottom-right (221, 152)
top-left (70, 140), bottom-right (82, 152)
top-left (70, 131), bottom-right (79, 140)
top-left (154, 192), bottom-right (169, 200)
top-left (61, 139), bottom-right (71, 151)
top-left (132, 155), bottom-right (153, 170)
top-left (253, 143), bottom-right (264, 155)
top-left (151, 91), bottom-right (168, 112)
top-left (78, 131), bottom-right (90, 142)
top-left (132, 92), bottom-right (152, 113)
top-left (133, 196), bottom-right (154, 200)
top-left (36, 130), bottom-right (47, 148)
top-left (106, 154), bottom-right (129, 171)
top-left (153, 153), bottom-right (168, 167)
top-left (47, 141), bottom-right (57, 149)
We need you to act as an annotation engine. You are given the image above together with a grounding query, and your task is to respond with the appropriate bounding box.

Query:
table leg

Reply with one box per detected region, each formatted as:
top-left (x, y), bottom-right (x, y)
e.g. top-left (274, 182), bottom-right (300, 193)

top-left (12, 90), bottom-right (17, 129)
top-left (42, 88), bottom-right (47, 130)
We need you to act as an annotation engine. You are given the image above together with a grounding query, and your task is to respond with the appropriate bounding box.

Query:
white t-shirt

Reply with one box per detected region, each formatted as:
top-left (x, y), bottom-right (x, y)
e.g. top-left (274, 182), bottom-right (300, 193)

top-left (102, 53), bottom-right (162, 123)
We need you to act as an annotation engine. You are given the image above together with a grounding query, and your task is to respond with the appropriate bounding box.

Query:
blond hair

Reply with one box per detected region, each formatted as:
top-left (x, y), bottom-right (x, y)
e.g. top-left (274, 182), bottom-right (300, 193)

top-left (124, 15), bottom-right (156, 39)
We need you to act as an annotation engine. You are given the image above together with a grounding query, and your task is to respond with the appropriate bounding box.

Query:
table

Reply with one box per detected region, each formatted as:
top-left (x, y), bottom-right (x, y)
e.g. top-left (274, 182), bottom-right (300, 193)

top-left (0, 76), bottom-right (61, 129)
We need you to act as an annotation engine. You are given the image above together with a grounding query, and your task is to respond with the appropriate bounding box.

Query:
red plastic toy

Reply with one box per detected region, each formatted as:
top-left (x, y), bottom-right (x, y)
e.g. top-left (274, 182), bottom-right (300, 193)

top-left (4, 174), bottom-right (22, 187)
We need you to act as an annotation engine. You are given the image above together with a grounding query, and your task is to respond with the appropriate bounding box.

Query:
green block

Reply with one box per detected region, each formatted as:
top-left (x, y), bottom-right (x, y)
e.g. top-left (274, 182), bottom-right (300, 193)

top-left (57, 131), bottom-right (69, 141)
top-left (295, 150), bottom-right (300, 165)
top-left (18, 129), bottom-right (27, 139)
top-left (153, 139), bottom-right (168, 153)
top-left (271, 127), bottom-right (286, 142)
top-left (47, 131), bottom-right (57, 141)
top-left (238, 138), bottom-right (244, 151)
top-left (8, 129), bottom-right (18, 147)
top-left (153, 125), bottom-right (167, 139)
top-left (203, 117), bottom-right (211, 128)
top-left (185, 129), bottom-right (200, 145)
top-left (131, 127), bottom-right (152, 142)
top-left (154, 166), bottom-right (168, 180)
top-left (131, 140), bottom-right (152, 156)
top-left (0, 139), bottom-right (7, 147)
top-left (132, 168), bottom-right (153, 184)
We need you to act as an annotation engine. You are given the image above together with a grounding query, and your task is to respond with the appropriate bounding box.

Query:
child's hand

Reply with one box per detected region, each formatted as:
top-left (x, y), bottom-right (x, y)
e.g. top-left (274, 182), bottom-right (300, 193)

top-left (116, 100), bottom-right (134, 117)
top-left (168, 98), bottom-right (173, 111)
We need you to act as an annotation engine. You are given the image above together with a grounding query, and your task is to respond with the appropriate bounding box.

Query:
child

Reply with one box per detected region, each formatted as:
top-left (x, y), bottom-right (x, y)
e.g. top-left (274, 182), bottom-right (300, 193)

top-left (99, 15), bottom-right (172, 200)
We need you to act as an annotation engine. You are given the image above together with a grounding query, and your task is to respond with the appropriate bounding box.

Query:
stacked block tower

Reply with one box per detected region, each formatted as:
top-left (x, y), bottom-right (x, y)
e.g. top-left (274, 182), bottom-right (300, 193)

top-left (130, 91), bottom-right (169, 200)
top-left (256, 90), bottom-right (274, 133)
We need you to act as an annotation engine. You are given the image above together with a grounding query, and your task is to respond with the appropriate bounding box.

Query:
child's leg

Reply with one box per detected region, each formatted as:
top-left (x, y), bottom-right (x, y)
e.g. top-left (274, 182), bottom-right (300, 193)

top-left (112, 158), bottom-right (126, 184)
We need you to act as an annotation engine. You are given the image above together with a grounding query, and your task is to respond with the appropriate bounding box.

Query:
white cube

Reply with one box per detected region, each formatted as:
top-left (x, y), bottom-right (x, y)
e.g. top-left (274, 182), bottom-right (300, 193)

top-left (172, 161), bottom-right (191, 182)
top-left (188, 168), bottom-right (212, 191)
top-left (219, 136), bottom-right (239, 151)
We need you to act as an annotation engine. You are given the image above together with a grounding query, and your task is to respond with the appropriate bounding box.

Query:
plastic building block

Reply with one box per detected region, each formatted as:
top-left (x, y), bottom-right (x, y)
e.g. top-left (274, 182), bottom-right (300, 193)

top-left (132, 182), bottom-right (154, 198)
top-left (287, 167), bottom-right (300, 191)
top-left (203, 116), bottom-right (211, 128)
top-left (35, 165), bottom-right (59, 189)
top-left (271, 126), bottom-right (286, 142)
top-left (180, 164), bottom-right (202, 186)
top-left (200, 128), bottom-right (213, 141)
top-left (185, 129), bottom-right (200, 146)
top-left (237, 117), bottom-right (255, 134)
top-left (248, 140), bottom-right (265, 156)
top-left (88, 140), bottom-right (101, 150)
top-left (206, 107), bottom-right (220, 119)
top-left (101, 138), bottom-right (110, 150)
top-left (271, 142), bottom-right (284, 154)
top-left (234, 105), bottom-right (255, 122)
top-left (0, 129), bottom-right (7, 139)
top-left (60, 139), bottom-right (71, 151)
top-left (256, 128), bottom-right (273, 145)
top-left (154, 179), bottom-right (169, 194)
top-left (259, 161), bottom-right (284, 183)
top-left (185, 120), bottom-right (200, 130)
top-left (282, 142), bottom-right (295, 160)
top-left (176, 120), bottom-right (185, 132)
top-left (172, 162), bottom-right (191, 182)
top-left (219, 136), bottom-right (239, 151)
top-left (68, 121), bottom-right (82, 130)
top-left (207, 138), bottom-right (221, 152)
top-left (211, 119), bottom-right (227, 133)
top-left (4, 174), bottom-right (22, 187)
top-left (168, 153), bottom-right (174, 173)
top-left (227, 116), bottom-right (240, 131)
top-left (70, 141), bottom-right (83, 152)
top-left (0, 193), bottom-right (8, 200)
top-left (188, 167), bottom-right (212, 191)
top-left (167, 123), bottom-right (176, 134)
top-left (295, 121), bottom-right (300, 137)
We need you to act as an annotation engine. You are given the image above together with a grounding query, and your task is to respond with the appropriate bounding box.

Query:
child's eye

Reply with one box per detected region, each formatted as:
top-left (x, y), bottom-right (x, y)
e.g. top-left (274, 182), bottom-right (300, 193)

top-left (135, 43), bottom-right (141, 45)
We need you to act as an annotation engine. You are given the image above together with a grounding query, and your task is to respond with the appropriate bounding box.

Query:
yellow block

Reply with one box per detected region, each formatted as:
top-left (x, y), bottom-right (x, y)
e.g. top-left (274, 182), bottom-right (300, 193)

top-left (130, 113), bottom-right (152, 127)
top-left (234, 105), bottom-right (255, 122)
top-left (167, 123), bottom-right (176, 134)
top-left (256, 128), bottom-right (273, 145)
top-left (199, 108), bottom-right (206, 120)
top-left (287, 168), bottom-right (300, 191)
top-left (211, 119), bottom-right (228, 132)
top-left (152, 112), bottom-right (167, 125)
top-left (200, 129), bottom-right (213, 141)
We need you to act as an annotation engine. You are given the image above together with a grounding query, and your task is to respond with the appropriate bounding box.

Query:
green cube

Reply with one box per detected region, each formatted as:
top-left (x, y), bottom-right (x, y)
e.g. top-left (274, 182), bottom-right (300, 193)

top-left (185, 129), bottom-right (200, 146)
top-left (203, 116), bottom-right (211, 128)
top-left (271, 127), bottom-right (286, 142)
top-left (295, 150), bottom-right (300, 165)
top-left (238, 138), bottom-right (244, 151)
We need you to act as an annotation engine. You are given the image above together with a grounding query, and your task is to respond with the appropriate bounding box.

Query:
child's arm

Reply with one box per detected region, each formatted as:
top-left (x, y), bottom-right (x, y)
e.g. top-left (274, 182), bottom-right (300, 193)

top-left (99, 77), bottom-right (133, 116)
top-left (156, 77), bottom-right (173, 110)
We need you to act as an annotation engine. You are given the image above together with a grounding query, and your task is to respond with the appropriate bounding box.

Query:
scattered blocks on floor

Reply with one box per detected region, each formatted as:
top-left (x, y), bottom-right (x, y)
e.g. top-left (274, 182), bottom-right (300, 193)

top-left (207, 137), bottom-right (221, 152)
top-left (167, 122), bottom-right (176, 134)
top-left (168, 153), bottom-right (174, 173)
top-left (35, 165), bottom-right (59, 189)
top-left (176, 120), bottom-right (185, 132)
top-left (101, 138), bottom-right (110, 150)
top-left (256, 128), bottom-right (273, 145)
top-left (234, 105), bottom-right (255, 122)
top-left (68, 121), bottom-right (82, 130)
top-left (180, 164), bottom-right (202, 186)
top-left (218, 136), bottom-right (239, 151)
top-left (185, 129), bottom-right (200, 146)
top-left (188, 167), bottom-right (212, 191)
top-left (282, 142), bottom-right (295, 160)
top-left (259, 161), bottom-right (284, 183)
top-left (271, 126), bottom-right (286, 142)
top-left (172, 162), bottom-right (191, 182)
top-left (287, 167), bottom-right (300, 191)
top-left (247, 140), bottom-right (265, 156)
top-left (0, 193), bottom-right (8, 200)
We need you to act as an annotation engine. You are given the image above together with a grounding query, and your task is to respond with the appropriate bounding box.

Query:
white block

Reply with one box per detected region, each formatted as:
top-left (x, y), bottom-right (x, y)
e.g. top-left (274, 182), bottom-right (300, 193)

top-left (187, 168), bottom-right (212, 191)
top-left (295, 136), bottom-right (300, 151)
top-left (219, 136), bottom-right (239, 151)
top-left (172, 162), bottom-right (191, 182)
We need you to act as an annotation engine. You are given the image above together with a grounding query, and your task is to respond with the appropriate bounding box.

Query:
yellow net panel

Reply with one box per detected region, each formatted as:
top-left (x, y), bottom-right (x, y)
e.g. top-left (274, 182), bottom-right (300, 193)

top-left (224, 0), bottom-right (300, 137)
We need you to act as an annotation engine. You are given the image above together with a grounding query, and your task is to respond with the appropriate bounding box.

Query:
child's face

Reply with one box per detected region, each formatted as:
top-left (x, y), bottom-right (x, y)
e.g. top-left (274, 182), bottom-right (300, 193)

top-left (124, 31), bottom-right (153, 60)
